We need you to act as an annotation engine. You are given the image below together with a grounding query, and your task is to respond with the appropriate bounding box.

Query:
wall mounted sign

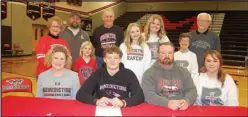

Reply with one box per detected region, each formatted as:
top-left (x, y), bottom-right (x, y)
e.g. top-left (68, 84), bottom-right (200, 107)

top-left (26, 1), bottom-right (41, 20)
top-left (42, 0), bottom-right (55, 20)
top-left (1, 1), bottom-right (7, 20)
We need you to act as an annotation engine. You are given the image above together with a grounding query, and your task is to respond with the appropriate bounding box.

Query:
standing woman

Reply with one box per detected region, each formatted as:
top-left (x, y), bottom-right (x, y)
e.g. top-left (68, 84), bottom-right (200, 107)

top-left (36, 45), bottom-right (80, 100)
top-left (143, 14), bottom-right (170, 66)
top-left (120, 23), bottom-right (151, 84)
top-left (36, 16), bottom-right (70, 78)
top-left (194, 50), bottom-right (238, 106)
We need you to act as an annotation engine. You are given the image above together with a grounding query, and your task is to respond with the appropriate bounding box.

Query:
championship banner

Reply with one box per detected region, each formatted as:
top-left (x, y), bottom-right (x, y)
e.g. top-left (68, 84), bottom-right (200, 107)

top-left (81, 17), bottom-right (92, 31)
top-left (42, 0), bottom-right (55, 20)
top-left (26, 1), bottom-right (41, 20)
top-left (1, 1), bottom-right (7, 20)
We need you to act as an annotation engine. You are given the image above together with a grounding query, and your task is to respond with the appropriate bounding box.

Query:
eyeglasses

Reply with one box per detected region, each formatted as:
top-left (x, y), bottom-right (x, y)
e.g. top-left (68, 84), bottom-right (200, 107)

top-left (197, 20), bottom-right (210, 23)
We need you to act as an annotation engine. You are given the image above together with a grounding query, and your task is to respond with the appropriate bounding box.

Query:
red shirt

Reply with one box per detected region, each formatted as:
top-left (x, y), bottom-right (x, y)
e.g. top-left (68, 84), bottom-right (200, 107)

top-left (36, 35), bottom-right (70, 76)
top-left (73, 57), bottom-right (97, 85)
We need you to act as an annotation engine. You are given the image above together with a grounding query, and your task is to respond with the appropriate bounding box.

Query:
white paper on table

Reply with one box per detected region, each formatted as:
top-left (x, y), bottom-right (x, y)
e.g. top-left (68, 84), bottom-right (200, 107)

top-left (95, 106), bottom-right (122, 116)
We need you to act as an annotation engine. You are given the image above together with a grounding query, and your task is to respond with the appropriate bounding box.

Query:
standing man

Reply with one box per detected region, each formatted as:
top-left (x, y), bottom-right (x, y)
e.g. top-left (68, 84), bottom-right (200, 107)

top-left (190, 12), bottom-right (221, 71)
top-left (142, 42), bottom-right (197, 110)
top-left (92, 8), bottom-right (124, 69)
top-left (60, 12), bottom-right (90, 65)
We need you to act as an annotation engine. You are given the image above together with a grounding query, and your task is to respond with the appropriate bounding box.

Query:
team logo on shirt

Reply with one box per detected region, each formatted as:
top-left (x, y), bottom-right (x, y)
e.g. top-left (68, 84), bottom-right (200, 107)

top-left (80, 67), bottom-right (94, 80)
top-left (100, 33), bottom-right (116, 48)
top-left (127, 49), bottom-right (144, 61)
top-left (81, 35), bottom-right (85, 40)
top-left (175, 60), bottom-right (189, 68)
top-left (201, 87), bottom-right (224, 105)
top-left (147, 42), bottom-right (159, 59)
top-left (106, 90), bottom-right (121, 98)
top-left (43, 87), bottom-right (72, 97)
top-left (191, 40), bottom-right (211, 49)
top-left (158, 78), bottom-right (182, 97)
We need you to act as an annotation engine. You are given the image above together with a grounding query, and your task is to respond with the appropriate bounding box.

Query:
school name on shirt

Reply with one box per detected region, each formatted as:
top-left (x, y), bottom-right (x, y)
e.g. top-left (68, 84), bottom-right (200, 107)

top-left (43, 87), bottom-right (72, 96)
top-left (127, 49), bottom-right (144, 61)
top-left (100, 84), bottom-right (127, 91)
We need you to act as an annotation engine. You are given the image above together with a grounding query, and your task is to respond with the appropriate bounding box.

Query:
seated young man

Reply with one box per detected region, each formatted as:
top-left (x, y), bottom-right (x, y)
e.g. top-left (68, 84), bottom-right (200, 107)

top-left (76, 46), bottom-right (144, 107)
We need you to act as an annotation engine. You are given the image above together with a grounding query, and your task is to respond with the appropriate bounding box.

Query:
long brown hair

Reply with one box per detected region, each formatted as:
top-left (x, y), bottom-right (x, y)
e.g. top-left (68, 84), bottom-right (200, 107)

top-left (143, 14), bottom-right (166, 41)
top-left (203, 50), bottom-right (226, 87)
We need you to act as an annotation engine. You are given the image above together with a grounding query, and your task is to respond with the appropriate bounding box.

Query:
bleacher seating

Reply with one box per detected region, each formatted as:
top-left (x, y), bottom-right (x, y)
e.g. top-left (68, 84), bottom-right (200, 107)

top-left (114, 11), bottom-right (248, 67)
top-left (219, 11), bottom-right (248, 67)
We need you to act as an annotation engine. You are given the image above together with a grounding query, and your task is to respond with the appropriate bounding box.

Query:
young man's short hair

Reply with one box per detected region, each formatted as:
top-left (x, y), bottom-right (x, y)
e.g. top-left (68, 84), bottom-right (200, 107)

top-left (179, 33), bottom-right (192, 42)
top-left (103, 46), bottom-right (123, 58)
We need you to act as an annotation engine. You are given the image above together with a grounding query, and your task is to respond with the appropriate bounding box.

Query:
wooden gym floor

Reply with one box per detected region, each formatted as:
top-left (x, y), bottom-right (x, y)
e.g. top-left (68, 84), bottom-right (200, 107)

top-left (1, 55), bottom-right (248, 107)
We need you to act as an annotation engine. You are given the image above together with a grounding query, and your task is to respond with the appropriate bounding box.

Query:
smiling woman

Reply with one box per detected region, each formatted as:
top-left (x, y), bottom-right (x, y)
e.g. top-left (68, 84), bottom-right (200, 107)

top-left (194, 50), bottom-right (239, 106)
top-left (36, 45), bottom-right (80, 100)
top-left (35, 16), bottom-right (71, 78)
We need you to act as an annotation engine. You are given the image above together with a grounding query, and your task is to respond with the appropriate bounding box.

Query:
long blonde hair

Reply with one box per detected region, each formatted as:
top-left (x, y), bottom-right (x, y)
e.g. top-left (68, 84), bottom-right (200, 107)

top-left (80, 41), bottom-right (96, 59)
top-left (44, 44), bottom-right (71, 69)
top-left (144, 14), bottom-right (166, 41)
top-left (124, 23), bottom-right (146, 52)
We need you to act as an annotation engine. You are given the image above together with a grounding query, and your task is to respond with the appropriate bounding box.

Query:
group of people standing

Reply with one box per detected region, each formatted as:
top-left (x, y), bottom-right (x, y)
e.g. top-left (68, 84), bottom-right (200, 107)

top-left (35, 8), bottom-right (238, 110)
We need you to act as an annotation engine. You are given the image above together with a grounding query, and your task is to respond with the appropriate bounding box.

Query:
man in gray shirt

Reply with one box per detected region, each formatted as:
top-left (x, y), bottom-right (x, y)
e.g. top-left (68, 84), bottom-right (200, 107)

top-left (60, 12), bottom-right (90, 65)
top-left (190, 13), bottom-right (221, 71)
top-left (142, 42), bottom-right (197, 110)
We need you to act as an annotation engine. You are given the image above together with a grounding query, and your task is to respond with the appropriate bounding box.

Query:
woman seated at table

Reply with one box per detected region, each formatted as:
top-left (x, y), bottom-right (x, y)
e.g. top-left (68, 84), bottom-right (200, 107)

top-left (36, 45), bottom-right (80, 100)
top-left (194, 50), bottom-right (238, 106)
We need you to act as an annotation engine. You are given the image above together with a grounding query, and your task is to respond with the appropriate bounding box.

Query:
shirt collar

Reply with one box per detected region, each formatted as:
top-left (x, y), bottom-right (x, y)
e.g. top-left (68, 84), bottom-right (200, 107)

top-left (196, 29), bottom-right (209, 35)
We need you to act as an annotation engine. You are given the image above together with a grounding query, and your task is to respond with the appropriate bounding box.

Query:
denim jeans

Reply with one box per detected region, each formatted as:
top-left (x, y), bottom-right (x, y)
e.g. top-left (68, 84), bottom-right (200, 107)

top-left (96, 56), bottom-right (103, 69)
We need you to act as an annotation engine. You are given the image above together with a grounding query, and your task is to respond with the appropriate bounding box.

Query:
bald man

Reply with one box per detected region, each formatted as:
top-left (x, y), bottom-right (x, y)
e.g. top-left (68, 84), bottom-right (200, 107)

top-left (190, 12), bottom-right (221, 72)
top-left (92, 8), bottom-right (124, 69)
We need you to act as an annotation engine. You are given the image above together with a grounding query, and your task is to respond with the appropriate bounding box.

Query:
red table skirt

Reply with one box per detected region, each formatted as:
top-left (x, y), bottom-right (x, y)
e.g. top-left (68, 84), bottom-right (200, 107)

top-left (2, 96), bottom-right (248, 116)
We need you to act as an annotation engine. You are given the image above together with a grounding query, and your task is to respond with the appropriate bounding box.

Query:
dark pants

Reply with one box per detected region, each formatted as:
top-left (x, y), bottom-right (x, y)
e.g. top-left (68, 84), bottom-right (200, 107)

top-left (96, 56), bottom-right (103, 69)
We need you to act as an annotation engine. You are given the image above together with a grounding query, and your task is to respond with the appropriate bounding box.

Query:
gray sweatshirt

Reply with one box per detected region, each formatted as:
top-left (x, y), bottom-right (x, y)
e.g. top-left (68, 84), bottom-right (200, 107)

top-left (60, 27), bottom-right (90, 64)
top-left (189, 30), bottom-right (221, 69)
top-left (36, 69), bottom-right (80, 100)
top-left (141, 61), bottom-right (197, 107)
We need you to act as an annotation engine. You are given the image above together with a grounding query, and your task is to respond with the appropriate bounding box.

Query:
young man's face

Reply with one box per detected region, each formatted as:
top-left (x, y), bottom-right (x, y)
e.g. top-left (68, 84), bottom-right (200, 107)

top-left (104, 53), bottom-right (121, 70)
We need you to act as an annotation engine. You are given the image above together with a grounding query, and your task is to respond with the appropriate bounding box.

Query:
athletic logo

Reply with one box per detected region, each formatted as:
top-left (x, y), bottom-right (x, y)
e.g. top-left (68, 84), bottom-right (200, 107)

top-left (106, 90), bottom-right (121, 98)
top-left (6, 79), bottom-right (23, 85)
top-left (201, 87), bottom-right (224, 105)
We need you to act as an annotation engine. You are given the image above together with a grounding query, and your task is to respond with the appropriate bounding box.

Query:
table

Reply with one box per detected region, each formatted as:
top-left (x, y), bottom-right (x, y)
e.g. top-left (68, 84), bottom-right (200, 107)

top-left (2, 96), bottom-right (248, 116)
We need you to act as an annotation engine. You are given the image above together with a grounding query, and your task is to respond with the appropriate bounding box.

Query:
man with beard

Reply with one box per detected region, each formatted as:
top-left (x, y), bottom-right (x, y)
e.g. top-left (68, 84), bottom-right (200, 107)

top-left (60, 12), bottom-right (90, 65)
top-left (92, 9), bottom-right (124, 69)
top-left (141, 42), bottom-right (197, 110)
